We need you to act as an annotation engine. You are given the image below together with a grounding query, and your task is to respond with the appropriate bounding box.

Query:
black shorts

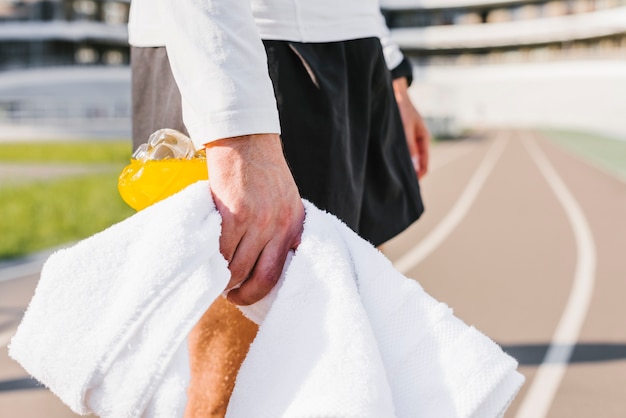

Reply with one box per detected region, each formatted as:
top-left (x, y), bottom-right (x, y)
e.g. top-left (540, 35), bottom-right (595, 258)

top-left (131, 38), bottom-right (423, 245)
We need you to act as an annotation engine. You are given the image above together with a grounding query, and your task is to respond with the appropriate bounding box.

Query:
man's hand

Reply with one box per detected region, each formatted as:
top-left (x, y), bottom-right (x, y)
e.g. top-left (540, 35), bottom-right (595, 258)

top-left (392, 77), bottom-right (430, 179)
top-left (205, 133), bottom-right (304, 306)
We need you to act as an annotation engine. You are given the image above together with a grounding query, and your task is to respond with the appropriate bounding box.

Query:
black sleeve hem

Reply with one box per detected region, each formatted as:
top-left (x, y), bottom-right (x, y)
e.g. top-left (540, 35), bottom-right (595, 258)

top-left (390, 56), bottom-right (413, 87)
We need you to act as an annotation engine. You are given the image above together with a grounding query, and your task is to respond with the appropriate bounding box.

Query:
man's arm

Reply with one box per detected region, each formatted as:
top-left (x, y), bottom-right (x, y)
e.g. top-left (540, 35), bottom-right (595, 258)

top-left (392, 76), bottom-right (430, 179)
top-left (155, 0), bottom-right (304, 305)
top-left (377, 8), bottom-right (430, 179)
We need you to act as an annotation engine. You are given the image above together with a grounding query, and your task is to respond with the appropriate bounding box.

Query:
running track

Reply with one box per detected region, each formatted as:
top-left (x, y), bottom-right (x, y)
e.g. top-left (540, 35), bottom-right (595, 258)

top-left (1, 129), bottom-right (625, 417)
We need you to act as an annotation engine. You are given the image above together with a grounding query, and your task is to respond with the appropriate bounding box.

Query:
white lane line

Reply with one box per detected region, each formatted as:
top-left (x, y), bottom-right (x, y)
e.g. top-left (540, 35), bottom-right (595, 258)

top-left (515, 134), bottom-right (596, 418)
top-left (394, 136), bottom-right (508, 274)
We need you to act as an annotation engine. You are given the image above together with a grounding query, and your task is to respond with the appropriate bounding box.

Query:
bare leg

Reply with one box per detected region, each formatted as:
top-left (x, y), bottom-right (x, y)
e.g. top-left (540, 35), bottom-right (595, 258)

top-left (184, 297), bottom-right (258, 418)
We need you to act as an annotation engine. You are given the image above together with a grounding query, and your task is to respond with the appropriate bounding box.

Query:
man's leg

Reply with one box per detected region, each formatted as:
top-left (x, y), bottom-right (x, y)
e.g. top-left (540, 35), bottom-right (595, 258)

top-left (184, 297), bottom-right (258, 418)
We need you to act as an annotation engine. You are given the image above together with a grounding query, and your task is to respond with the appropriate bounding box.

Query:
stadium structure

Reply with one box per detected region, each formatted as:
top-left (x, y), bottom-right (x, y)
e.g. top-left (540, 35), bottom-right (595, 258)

top-left (381, 0), bottom-right (626, 138)
top-left (0, 0), bottom-right (625, 139)
top-left (0, 0), bottom-right (131, 139)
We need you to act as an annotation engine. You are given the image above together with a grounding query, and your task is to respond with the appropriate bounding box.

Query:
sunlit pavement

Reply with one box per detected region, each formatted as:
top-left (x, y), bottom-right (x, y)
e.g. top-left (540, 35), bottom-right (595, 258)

top-left (1, 129), bottom-right (625, 417)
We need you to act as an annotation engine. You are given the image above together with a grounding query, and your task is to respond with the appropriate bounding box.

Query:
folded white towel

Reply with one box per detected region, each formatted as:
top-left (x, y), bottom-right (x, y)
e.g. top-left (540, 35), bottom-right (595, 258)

top-left (10, 180), bottom-right (523, 418)
top-left (10, 181), bottom-right (227, 417)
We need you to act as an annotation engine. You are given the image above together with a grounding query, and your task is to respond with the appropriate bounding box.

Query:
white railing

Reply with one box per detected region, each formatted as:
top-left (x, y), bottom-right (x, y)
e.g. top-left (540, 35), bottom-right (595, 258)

top-left (0, 97), bottom-right (130, 125)
top-left (391, 7), bottom-right (626, 49)
top-left (0, 66), bottom-right (131, 138)
top-left (0, 21), bottom-right (128, 42)
top-left (418, 46), bottom-right (626, 67)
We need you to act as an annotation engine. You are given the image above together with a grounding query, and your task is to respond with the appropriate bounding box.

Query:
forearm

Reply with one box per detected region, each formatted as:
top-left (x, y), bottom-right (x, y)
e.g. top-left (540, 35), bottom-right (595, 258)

top-left (392, 77), bottom-right (411, 107)
top-left (392, 75), bottom-right (430, 179)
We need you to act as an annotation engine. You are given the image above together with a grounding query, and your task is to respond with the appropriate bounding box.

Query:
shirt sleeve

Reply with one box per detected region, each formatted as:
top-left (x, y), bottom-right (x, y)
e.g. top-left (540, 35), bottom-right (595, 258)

top-left (156, 0), bottom-right (281, 149)
top-left (376, 10), bottom-right (404, 72)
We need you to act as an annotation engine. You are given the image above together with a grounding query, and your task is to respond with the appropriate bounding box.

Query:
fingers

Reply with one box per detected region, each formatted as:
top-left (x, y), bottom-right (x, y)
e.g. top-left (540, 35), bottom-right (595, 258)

top-left (211, 194), bottom-right (256, 291)
top-left (211, 196), bottom-right (241, 269)
top-left (403, 123), bottom-right (419, 174)
top-left (226, 238), bottom-right (288, 306)
top-left (225, 203), bottom-right (303, 305)
top-left (218, 197), bottom-right (304, 301)
top-left (393, 77), bottom-right (430, 180)
top-left (222, 231), bottom-right (262, 292)
top-left (418, 148), bottom-right (429, 179)
top-left (407, 109), bottom-right (430, 180)
top-left (416, 129), bottom-right (430, 179)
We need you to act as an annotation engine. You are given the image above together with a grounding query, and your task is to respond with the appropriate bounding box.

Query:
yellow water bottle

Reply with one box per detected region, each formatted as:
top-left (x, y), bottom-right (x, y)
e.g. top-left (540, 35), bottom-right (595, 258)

top-left (118, 129), bottom-right (208, 211)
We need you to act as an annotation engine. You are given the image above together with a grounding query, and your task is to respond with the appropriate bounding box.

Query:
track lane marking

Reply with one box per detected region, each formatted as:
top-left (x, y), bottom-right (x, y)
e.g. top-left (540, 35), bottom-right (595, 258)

top-left (515, 133), bottom-right (597, 418)
top-left (394, 136), bottom-right (508, 274)
top-left (0, 329), bottom-right (14, 349)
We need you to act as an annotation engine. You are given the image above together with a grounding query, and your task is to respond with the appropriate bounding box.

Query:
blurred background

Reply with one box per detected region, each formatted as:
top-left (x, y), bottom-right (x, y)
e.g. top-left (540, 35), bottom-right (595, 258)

top-left (0, 1), bottom-right (625, 417)
top-left (0, 0), bottom-right (626, 138)
top-left (1, 0), bottom-right (625, 139)
top-left (384, 0), bottom-right (626, 139)
top-left (0, 0), bottom-right (130, 140)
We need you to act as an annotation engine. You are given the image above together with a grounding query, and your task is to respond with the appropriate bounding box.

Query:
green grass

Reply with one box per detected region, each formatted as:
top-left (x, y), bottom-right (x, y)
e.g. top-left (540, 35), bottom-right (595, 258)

top-left (0, 173), bottom-right (135, 259)
top-left (1, 140), bottom-right (135, 259)
top-left (0, 140), bottom-right (132, 163)
top-left (541, 129), bottom-right (626, 181)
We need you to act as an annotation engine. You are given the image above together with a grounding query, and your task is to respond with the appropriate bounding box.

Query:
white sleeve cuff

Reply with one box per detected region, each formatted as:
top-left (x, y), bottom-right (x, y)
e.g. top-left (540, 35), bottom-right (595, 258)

top-left (185, 107), bottom-right (281, 149)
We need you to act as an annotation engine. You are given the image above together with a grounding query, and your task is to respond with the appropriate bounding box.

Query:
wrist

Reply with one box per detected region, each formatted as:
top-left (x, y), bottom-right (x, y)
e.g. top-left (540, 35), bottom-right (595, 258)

top-left (204, 133), bottom-right (284, 176)
top-left (390, 56), bottom-right (413, 87)
top-left (392, 77), bottom-right (410, 105)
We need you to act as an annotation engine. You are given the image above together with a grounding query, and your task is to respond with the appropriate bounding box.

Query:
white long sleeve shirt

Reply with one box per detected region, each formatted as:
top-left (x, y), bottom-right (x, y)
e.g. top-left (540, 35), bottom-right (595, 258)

top-left (128, 0), bottom-right (403, 148)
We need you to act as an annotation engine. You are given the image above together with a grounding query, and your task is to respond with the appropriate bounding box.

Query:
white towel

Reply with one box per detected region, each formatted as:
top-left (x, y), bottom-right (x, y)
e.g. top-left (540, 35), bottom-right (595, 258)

top-left (10, 180), bottom-right (524, 418)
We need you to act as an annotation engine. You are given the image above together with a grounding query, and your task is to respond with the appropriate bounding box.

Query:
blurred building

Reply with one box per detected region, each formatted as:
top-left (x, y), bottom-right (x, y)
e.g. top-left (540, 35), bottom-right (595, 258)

top-left (0, 0), bottom-right (129, 69)
top-left (0, 0), bottom-right (130, 139)
top-left (1, 1), bottom-right (625, 139)
top-left (382, 0), bottom-right (626, 138)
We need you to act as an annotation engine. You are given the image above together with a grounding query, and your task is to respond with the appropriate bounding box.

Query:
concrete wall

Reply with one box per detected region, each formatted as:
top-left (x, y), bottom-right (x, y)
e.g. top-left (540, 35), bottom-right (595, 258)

top-left (2, 61), bottom-right (625, 142)
top-left (0, 66), bottom-right (130, 140)
top-left (410, 60), bottom-right (626, 139)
